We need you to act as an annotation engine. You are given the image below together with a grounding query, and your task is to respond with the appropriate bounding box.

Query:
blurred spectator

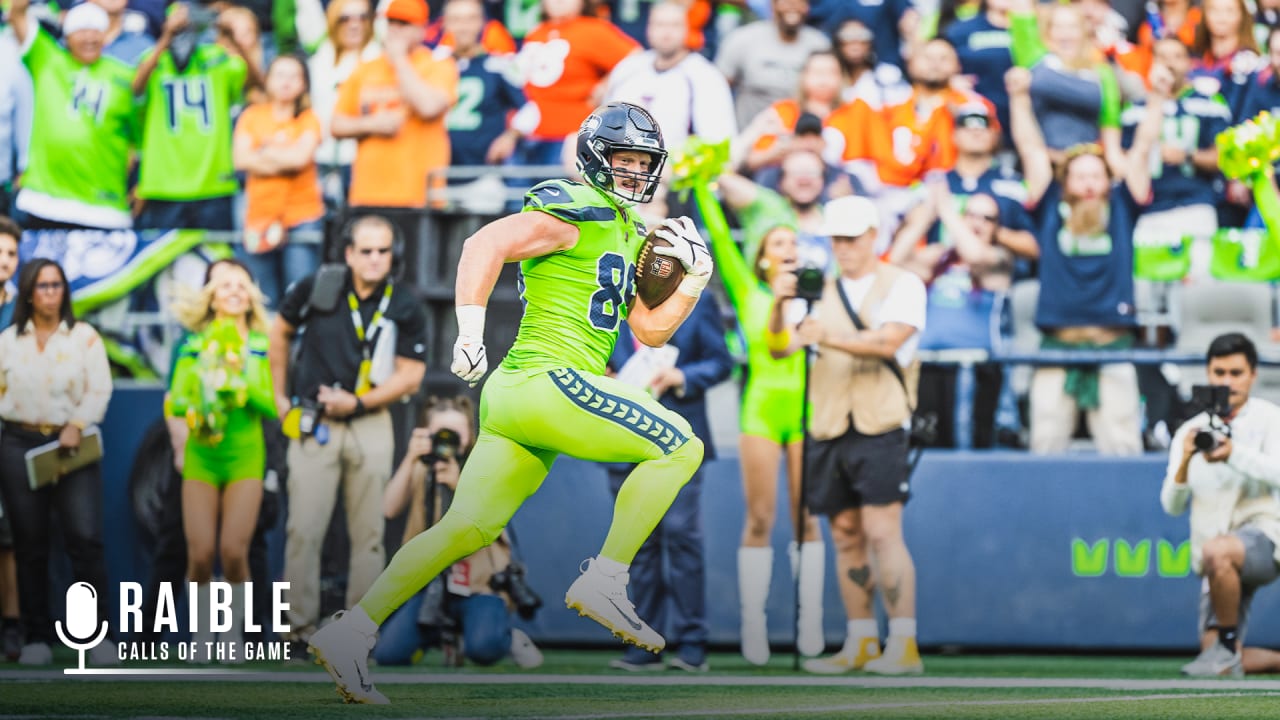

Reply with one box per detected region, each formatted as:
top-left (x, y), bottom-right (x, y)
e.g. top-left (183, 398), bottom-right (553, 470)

top-left (332, 0), bottom-right (459, 209)
top-left (426, 1), bottom-right (518, 56)
top-left (374, 396), bottom-right (543, 669)
top-left (0, 217), bottom-right (16, 329)
top-left (605, 0), bottom-right (713, 51)
top-left (233, 54), bottom-right (325, 306)
top-left (218, 5), bottom-right (267, 101)
top-left (1256, 0), bottom-right (1280, 50)
top-left (269, 215), bottom-right (427, 645)
top-left (603, 292), bottom-right (732, 673)
top-left (1241, 26), bottom-right (1280, 129)
top-left (442, 0), bottom-right (527, 174)
top-left (1078, 0), bottom-right (1148, 101)
top-left (810, 0), bottom-right (919, 71)
top-left (770, 196), bottom-right (926, 676)
top-left (1161, 333), bottom-right (1280, 677)
top-left (1137, 0), bottom-right (1202, 69)
top-left (718, 150), bottom-right (849, 270)
top-left (0, 217), bottom-right (17, 661)
top-left (132, 4), bottom-right (252, 231)
top-left (513, 0), bottom-right (638, 169)
top-left (1190, 0), bottom-right (1261, 120)
top-left (303, 0), bottom-right (381, 212)
top-left (605, 1), bottom-right (736, 158)
top-left (745, 50), bottom-right (843, 174)
top-left (1010, 0), bottom-right (1125, 174)
top-left (715, 0), bottom-right (831, 131)
top-left (0, 259), bottom-right (114, 666)
top-left (497, 0), bottom-right (545, 42)
top-left (1122, 38), bottom-right (1229, 280)
top-left (0, 31), bottom-right (33, 220)
top-left (943, 0), bottom-right (1014, 145)
top-left (90, 0), bottom-right (154, 65)
top-left (166, 260), bottom-right (276, 663)
top-left (1008, 65), bottom-right (1163, 455)
top-left (927, 0), bottom-right (979, 40)
top-left (833, 18), bottom-right (910, 109)
top-left (228, 0), bottom-right (277, 61)
top-left (10, 0), bottom-right (137, 230)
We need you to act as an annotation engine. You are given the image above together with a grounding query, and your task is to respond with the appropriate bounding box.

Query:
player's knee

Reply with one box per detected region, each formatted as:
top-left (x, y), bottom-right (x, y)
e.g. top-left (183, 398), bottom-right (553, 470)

top-left (1202, 539), bottom-right (1238, 576)
top-left (673, 435), bottom-right (704, 470)
top-left (438, 508), bottom-right (500, 552)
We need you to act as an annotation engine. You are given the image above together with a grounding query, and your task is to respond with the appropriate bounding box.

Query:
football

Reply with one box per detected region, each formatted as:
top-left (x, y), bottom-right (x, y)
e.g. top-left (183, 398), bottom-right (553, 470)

top-left (634, 229), bottom-right (686, 308)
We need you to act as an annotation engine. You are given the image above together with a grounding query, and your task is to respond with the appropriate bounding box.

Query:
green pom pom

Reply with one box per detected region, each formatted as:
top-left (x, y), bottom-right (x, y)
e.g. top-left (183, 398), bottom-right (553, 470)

top-left (670, 137), bottom-right (732, 200)
top-left (1217, 111), bottom-right (1280, 181)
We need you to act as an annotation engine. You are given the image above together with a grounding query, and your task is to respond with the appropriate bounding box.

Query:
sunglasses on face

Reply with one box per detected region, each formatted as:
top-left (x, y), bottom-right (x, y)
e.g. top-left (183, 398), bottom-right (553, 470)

top-left (357, 247), bottom-right (393, 256)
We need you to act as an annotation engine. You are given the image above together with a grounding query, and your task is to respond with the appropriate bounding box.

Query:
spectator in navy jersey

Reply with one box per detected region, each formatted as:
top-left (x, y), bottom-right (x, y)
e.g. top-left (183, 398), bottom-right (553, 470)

top-left (810, 0), bottom-right (920, 71)
top-left (1241, 26), bottom-right (1280, 122)
top-left (443, 0), bottom-right (527, 170)
top-left (944, 0), bottom-right (1015, 146)
top-left (1008, 65), bottom-right (1164, 456)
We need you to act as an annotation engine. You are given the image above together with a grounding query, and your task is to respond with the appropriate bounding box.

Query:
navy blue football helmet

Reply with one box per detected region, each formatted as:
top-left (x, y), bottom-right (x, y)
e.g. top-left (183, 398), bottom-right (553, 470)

top-left (575, 102), bottom-right (667, 204)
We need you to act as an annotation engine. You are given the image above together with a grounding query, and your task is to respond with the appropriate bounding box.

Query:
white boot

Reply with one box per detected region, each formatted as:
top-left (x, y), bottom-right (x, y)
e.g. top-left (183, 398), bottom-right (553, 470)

top-left (738, 546), bottom-right (772, 666)
top-left (189, 583), bottom-right (215, 664)
top-left (220, 582), bottom-right (245, 664)
top-left (794, 541), bottom-right (826, 657)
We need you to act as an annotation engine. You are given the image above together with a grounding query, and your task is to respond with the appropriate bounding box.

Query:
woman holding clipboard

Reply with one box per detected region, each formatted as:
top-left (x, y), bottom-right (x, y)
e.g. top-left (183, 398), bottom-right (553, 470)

top-left (0, 258), bottom-right (114, 666)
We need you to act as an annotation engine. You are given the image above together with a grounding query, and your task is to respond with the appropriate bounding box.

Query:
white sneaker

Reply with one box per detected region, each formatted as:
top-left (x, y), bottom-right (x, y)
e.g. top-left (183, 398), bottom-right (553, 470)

top-left (509, 628), bottom-right (544, 669)
top-left (89, 639), bottom-right (120, 667)
top-left (18, 642), bottom-right (52, 666)
top-left (1181, 643), bottom-right (1243, 677)
top-left (308, 609), bottom-right (388, 704)
top-left (740, 613), bottom-right (770, 666)
top-left (564, 558), bottom-right (665, 653)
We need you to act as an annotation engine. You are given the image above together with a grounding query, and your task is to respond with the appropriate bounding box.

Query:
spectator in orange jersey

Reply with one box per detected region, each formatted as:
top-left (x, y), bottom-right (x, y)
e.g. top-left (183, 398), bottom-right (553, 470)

top-left (426, 11), bottom-right (517, 55)
top-left (332, 0), bottom-right (459, 209)
top-left (746, 50), bottom-right (845, 174)
top-left (513, 0), bottom-right (639, 168)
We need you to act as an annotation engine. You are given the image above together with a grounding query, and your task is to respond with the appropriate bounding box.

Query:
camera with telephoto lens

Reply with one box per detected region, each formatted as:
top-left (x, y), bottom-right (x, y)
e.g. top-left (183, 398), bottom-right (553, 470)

top-left (793, 264), bottom-right (826, 302)
top-left (488, 562), bottom-right (543, 620)
top-left (421, 428), bottom-right (462, 465)
top-left (1190, 385), bottom-right (1232, 452)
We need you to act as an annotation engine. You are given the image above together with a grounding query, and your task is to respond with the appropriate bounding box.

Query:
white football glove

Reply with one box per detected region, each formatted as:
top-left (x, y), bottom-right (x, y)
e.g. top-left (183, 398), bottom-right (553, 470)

top-left (451, 305), bottom-right (488, 386)
top-left (653, 216), bottom-right (714, 297)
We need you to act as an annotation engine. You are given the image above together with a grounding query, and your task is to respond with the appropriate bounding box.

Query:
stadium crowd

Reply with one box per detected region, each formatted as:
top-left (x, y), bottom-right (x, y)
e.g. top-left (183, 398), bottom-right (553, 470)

top-left (2, 0), bottom-right (1280, 677)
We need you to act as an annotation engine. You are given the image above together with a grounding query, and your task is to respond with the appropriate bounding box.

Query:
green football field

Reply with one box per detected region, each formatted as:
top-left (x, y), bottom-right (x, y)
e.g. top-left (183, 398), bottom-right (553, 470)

top-left (4, 650), bottom-right (1280, 719)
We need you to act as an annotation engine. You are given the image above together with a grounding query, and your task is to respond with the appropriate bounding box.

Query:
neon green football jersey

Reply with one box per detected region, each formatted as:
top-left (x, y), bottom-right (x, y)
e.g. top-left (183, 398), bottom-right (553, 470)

top-left (136, 44), bottom-right (247, 200)
top-left (20, 27), bottom-right (137, 224)
top-left (502, 179), bottom-right (648, 375)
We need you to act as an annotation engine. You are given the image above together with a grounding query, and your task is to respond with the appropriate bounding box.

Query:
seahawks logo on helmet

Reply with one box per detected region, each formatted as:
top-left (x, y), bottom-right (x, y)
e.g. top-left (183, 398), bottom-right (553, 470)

top-left (575, 102), bottom-right (668, 205)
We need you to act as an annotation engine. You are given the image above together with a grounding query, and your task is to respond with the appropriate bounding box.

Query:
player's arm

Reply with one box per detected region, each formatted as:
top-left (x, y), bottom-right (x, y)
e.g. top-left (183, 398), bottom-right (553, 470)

top-left (627, 217), bottom-right (715, 347)
top-left (133, 4), bottom-right (188, 96)
top-left (8, 0), bottom-right (30, 46)
top-left (451, 212), bottom-right (581, 385)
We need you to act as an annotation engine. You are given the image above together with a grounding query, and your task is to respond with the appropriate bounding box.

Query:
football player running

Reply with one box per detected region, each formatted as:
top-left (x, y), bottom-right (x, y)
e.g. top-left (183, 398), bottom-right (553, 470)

top-left (309, 102), bottom-right (713, 703)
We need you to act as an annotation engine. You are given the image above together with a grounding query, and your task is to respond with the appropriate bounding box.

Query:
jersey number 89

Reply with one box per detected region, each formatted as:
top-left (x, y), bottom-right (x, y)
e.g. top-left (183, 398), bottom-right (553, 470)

top-left (589, 253), bottom-right (636, 331)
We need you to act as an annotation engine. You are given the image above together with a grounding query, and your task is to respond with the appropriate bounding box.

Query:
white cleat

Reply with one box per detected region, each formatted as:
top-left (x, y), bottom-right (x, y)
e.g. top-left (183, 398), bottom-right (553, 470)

top-left (308, 609), bottom-right (389, 705)
top-left (510, 628), bottom-right (544, 669)
top-left (740, 613), bottom-right (770, 666)
top-left (564, 558), bottom-right (665, 653)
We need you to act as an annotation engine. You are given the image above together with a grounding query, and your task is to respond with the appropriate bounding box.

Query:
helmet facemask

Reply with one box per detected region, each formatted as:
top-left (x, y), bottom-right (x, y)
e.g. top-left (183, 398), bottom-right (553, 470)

top-left (595, 142), bottom-right (667, 204)
top-left (576, 102), bottom-right (668, 205)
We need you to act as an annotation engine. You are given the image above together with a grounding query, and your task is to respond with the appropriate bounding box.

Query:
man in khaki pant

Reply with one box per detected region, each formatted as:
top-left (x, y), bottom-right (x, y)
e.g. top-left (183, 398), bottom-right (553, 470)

top-left (268, 215), bottom-right (427, 642)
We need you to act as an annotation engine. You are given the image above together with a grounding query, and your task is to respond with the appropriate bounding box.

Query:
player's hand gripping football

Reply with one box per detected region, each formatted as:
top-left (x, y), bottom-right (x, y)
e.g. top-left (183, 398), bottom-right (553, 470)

top-left (653, 217), bottom-right (714, 297)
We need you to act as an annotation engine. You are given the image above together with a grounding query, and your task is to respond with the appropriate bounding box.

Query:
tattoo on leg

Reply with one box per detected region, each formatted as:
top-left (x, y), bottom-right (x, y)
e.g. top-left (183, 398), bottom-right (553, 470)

top-left (847, 566), bottom-right (871, 589)
top-left (884, 580), bottom-right (901, 611)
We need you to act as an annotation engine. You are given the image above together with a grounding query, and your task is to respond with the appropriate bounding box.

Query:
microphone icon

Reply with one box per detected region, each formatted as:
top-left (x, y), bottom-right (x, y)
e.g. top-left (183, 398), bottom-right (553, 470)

top-left (56, 582), bottom-right (109, 672)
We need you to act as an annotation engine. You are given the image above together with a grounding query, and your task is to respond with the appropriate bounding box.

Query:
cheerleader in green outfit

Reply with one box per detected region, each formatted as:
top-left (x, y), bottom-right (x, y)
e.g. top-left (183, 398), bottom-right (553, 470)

top-left (167, 260), bottom-right (277, 662)
top-left (700, 187), bottom-right (826, 666)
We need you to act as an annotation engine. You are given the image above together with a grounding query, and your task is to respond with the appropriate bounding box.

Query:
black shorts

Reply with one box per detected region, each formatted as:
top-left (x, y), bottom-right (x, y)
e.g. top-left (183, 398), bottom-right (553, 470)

top-left (806, 425), bottom-right (910, 515)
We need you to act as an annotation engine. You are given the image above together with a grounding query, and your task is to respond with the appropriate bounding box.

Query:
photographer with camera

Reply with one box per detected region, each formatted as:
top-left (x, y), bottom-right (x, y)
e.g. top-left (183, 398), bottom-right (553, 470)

top-left (769, 195), bottom-right (927, 676)
top-left (1162, 333), bottom-right (1280, 677)
top-left (374, 396), bottom-right (543, 669)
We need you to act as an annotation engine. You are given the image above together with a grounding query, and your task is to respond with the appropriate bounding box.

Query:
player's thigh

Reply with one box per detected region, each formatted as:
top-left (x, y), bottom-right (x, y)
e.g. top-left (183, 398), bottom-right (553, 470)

top-left (520, 368), bottom-right (697, 463)
top-left (448, 430), bottom-right (557, 529)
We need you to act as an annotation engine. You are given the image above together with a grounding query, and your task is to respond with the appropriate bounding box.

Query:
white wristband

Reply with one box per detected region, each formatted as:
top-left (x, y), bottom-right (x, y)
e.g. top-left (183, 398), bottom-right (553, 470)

top-left (677, 273), bottom-right (710, 298)
top-left (456, 304), bottom-right (486, 339)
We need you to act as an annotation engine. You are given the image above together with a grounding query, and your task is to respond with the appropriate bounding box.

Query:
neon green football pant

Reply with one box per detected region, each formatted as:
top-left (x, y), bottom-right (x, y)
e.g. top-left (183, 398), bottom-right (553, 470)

top-left (359, 366), bottom-right (704, 624)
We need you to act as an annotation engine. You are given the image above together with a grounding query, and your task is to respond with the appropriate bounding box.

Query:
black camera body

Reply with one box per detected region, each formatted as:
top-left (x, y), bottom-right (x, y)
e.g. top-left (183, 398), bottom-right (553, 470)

top-left (421, 428), bottom-right (462, 465)
top-left (794, 265), bottom-right (825, 302)
top-left (489, 562), bottom-right (543, 620)
top-left (1190, 385), bottom-right (1232, 452)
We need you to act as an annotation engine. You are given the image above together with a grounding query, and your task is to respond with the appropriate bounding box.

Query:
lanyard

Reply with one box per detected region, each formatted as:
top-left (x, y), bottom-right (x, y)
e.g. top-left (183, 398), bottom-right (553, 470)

top-left (348, 282), bottom-right (393, 358)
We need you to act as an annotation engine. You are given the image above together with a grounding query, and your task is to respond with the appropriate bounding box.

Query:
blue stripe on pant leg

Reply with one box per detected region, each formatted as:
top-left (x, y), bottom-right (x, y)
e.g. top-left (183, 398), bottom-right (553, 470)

top-left (548, 369), bottom-right (689, 455)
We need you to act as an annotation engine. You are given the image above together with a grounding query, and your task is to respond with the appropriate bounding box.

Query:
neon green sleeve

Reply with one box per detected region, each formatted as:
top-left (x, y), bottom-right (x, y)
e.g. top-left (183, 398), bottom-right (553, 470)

top-left (245, 334), bottom-right (278, 419)
top-left (695, 184), bottom-right (757, 312)
top-left (1098, 63), bottom-right (1121, 129)
top-left (1010, 11), bottom-right (1047, 68)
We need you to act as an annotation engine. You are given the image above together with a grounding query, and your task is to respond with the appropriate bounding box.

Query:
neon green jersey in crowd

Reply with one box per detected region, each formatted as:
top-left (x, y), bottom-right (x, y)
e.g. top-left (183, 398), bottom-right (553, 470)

top-left (501, 179), bottom-right (648, 376)
top-left (19, 27), bottom-right (136, 228)
top-left (136, 44), bottom-right (247, 201)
